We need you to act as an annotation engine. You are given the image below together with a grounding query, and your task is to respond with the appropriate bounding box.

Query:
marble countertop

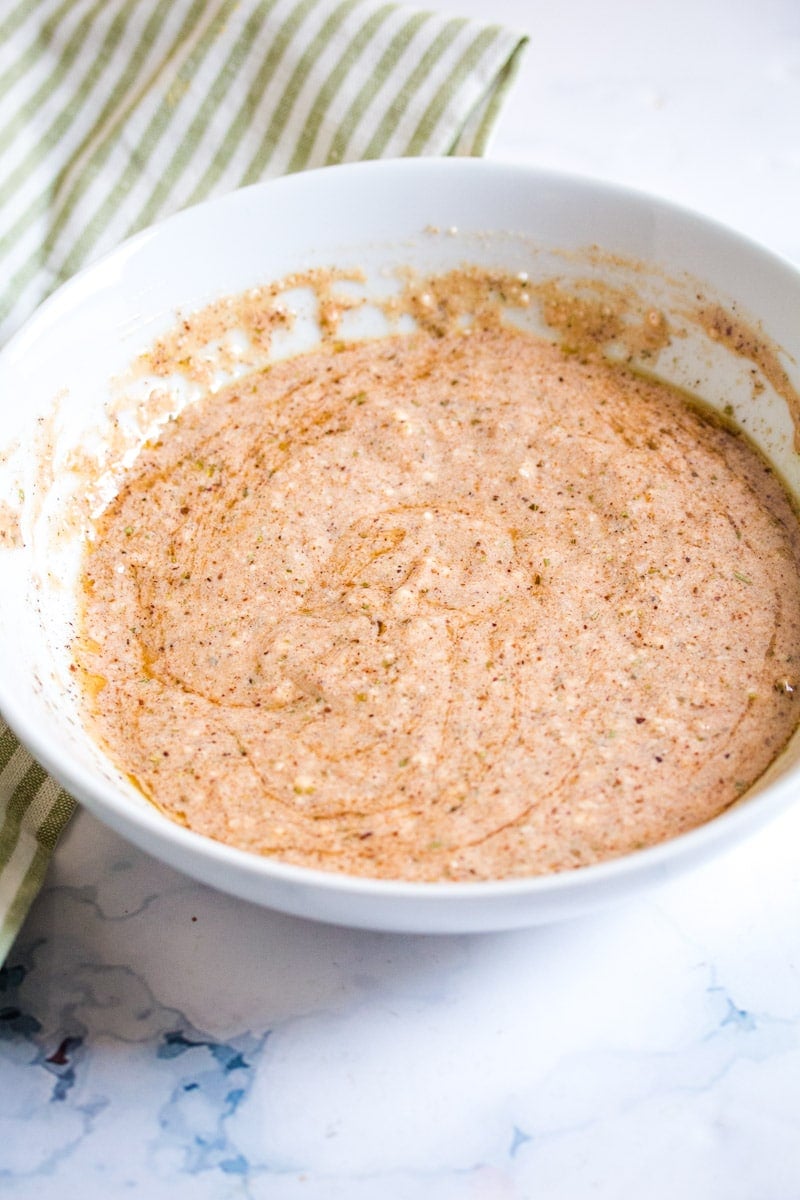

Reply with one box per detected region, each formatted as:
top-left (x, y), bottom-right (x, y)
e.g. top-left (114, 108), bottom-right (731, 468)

top-left (3, 1), bottom-right (800, 1196)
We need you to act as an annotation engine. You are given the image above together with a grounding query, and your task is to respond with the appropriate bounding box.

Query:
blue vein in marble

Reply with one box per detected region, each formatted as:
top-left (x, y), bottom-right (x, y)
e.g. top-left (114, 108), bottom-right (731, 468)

top-left (45, 1035), bottom-right (85, 1100)
top-left (0, 960), bottom-right (41, 1035)
top-left (155, 1030), bottom-right (266, 1178)
top-left (159, 1029), bottom-right (252, 1071)
top-left (47, 880), bottom-right (169, 922)
top-left (509, 1125), bottom-right (533, 1157)
top-left (713, 991), bottom-right (758, 1033)
top-left (0, 937), bottom-right (271, 1184)
top-left (1, 947), bottom-right (90, 1105)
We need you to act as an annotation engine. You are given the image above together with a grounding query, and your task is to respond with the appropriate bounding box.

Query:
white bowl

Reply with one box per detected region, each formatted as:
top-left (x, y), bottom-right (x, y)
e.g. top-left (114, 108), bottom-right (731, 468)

top-left (2, 158), bottom-right (800, 933)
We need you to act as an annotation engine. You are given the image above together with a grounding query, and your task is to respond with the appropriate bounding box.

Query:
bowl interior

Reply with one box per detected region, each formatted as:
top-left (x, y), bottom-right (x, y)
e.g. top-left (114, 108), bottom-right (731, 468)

top-left (2, 159), bottom-right (800, 931)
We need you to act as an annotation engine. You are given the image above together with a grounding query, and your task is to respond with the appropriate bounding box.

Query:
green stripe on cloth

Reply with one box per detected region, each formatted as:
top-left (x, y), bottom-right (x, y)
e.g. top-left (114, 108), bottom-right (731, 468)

top-left (240, 0), bottom-right (368, 184)
top-left (181, 0), bottom-right (322, 208)
top-left (285, 2), bottom-right (396, 175)
top-left (46, 0), bottom-right (234, 280)
top-left (0, 744), bottom-right (76, 962)
top-left (0, 0), bottom-right (123, 159)
top-left (323, 9), bottom-right (429, 165)
top-left (0, 0), bottom-right (527, 962)
top-left (0, 0), bottom-right (74, 109)
top-left (0, 3), bottom-right (133, 215)
top-left (360, 18), bottom-right (466, 158)
top-left (0, 0), bottom-right (203, 329)
top-left (0, 0), bottom-right (51, 50)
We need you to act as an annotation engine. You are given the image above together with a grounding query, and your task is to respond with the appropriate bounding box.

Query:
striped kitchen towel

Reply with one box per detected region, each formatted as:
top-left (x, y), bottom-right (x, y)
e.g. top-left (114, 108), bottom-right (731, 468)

top-left (0, 0), bottom-right (527, 960)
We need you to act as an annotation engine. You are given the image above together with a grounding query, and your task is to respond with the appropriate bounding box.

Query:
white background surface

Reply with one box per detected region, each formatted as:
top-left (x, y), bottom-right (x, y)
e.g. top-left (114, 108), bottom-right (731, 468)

top-left (3, 1), bottom-right (800, 1197)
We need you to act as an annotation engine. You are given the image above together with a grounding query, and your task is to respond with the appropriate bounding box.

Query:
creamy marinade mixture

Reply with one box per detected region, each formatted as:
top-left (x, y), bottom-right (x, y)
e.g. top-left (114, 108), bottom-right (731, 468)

top-left (76, 270), bottom-right (800, 881)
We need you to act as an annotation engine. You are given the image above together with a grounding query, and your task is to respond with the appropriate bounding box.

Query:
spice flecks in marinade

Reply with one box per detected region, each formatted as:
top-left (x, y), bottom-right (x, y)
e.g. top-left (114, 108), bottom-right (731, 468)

top-left (78, 324), bottom-right (800, 881)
